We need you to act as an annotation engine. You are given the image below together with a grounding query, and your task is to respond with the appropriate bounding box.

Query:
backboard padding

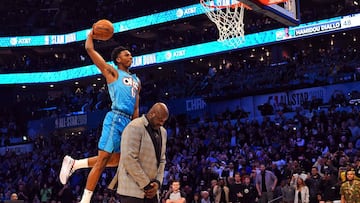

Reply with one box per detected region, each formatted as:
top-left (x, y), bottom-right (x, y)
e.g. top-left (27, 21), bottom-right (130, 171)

top-left (240, 0), bottom-right (300, 26)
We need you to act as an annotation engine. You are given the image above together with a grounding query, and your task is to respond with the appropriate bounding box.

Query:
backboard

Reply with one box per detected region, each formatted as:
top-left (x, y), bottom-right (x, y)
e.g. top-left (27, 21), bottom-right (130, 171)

top-left (199, 0), bottom-right (300, 47)
top-left (240, 0), bottom-right (300, 26)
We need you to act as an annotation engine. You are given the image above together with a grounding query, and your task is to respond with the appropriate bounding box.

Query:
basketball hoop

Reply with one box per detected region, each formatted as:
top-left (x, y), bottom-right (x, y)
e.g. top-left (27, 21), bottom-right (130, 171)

top-left (200, 0), bottom-right (251, 48)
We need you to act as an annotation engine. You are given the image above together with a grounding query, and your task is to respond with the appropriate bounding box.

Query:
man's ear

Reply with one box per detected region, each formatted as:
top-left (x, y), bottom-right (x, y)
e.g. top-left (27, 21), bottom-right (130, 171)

top-left (149, 112), bottom-right (155, 119)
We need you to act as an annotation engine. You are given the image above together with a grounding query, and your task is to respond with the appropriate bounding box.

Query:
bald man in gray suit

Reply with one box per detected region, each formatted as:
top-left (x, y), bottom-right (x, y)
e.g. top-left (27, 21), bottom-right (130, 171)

top-left (117, 102), bottom-right (169, 203)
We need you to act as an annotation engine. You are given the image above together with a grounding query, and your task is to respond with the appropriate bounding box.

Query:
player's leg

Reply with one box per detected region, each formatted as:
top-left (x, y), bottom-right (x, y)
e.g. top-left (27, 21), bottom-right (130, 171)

top-left (87, 153), bottom-right (120, 167)
top-left (59, 112), bottom-right (121, 185)
top-left (80, 112), bottom-right (122, 203)
top-left (80, 150), bottom-right (111, 203)
top-left (59, 152), bottom-right (121, 185)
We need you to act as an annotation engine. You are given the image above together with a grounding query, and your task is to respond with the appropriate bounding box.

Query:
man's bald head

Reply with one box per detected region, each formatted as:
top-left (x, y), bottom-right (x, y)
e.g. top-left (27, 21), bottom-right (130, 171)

top-left (146, 102), bottom-right (169, 130)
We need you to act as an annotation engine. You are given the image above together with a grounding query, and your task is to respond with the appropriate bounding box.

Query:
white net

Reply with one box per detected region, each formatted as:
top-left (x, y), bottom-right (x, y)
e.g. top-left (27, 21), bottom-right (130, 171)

top-left (200, 0), bottom-right (246, 48)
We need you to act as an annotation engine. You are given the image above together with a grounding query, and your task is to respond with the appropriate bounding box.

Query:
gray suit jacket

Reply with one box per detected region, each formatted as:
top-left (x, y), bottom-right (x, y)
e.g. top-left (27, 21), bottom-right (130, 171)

top-left (117, 115), bottom-right (166, 199)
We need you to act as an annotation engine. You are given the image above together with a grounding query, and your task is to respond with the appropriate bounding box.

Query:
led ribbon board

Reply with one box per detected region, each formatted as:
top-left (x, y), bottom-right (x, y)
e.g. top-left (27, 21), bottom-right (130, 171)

top-left (0, 4), bottom-right (204, 47)
top-left (0, 13), bottom-right (359, 84)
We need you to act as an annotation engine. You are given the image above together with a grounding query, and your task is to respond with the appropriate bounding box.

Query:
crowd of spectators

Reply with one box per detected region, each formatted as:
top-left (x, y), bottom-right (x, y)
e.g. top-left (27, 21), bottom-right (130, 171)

top-left (2, 96), bottom-right (360, 202)
top-left (0, 0), bottom-right (360, 203)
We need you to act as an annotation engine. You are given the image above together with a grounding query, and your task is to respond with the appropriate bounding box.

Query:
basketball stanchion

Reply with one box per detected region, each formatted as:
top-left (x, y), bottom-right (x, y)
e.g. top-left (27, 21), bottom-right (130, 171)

top-left (200, 0), bottom-right (252, 48)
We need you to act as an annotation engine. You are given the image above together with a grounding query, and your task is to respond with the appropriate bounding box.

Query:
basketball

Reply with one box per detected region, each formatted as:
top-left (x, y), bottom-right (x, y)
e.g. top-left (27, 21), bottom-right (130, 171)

top-left (92, 19), bottom-right (114, 41)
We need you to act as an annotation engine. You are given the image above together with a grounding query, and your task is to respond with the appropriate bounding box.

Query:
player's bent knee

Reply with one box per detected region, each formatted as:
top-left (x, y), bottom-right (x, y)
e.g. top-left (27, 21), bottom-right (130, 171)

top-left (95, 156), bottom-right (111, 168)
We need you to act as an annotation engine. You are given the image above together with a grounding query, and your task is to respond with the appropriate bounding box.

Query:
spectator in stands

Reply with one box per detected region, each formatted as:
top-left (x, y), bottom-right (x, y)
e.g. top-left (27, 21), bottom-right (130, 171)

top-left (200, 191), bottom-right (211, 203)
top-left (16, 180), bottom-right (29, 202)
top-left (164, 180), bottom-right (186, 203)
top-left (40, 183), bottom-right (52, 203)
top-left (312, 156), bottom-right (328, 177)
top-left (239, 175), bottom-right (257, 203)
top-left (221, 162), bottom-right (236, 180)
top-left (228, 172), bottom-right (242, 203)
top-left (191, 193), bottom-right (200, 203)
top-left (305, 167), bottom-right (322, 203)
top-left (255, 164), bottom-right (278, 203)
top-left (292, 175), bottom-right (309, 203)
top-left (281, 178), bottom-right (295, 203)
top-left (10, 193), bottom-right (18, 200)
top-left (214, 177), bottom-right (230, 203)
top-left (319, 170), bottom-right (340, 202)
top-left (340, 169), bottom-right (360, 203)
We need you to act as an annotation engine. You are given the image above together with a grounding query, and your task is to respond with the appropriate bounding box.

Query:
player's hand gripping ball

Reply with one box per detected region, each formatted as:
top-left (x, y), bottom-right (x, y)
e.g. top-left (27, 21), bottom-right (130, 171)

top-left (92, 19), bottom-right (114, 41)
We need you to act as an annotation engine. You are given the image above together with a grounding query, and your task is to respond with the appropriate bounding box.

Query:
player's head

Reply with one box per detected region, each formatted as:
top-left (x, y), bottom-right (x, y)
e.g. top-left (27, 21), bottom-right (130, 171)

top-left (111, 46), bottom-right (132, 67)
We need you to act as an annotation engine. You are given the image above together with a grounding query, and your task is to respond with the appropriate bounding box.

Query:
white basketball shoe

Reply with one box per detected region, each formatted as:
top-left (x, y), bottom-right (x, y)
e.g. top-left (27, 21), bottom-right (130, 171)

top-left (59, 155), bottom-right (75, 185)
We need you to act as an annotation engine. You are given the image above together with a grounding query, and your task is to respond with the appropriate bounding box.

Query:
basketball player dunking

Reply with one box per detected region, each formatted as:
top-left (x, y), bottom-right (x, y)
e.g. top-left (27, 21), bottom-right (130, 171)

top-left (59, 28), bottom-right (141, 203)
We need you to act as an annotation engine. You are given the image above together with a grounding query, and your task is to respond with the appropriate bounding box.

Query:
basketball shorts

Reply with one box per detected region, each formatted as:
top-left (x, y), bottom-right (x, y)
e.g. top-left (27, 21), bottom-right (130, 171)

top-left (98, 110), bottom-right (131, 153)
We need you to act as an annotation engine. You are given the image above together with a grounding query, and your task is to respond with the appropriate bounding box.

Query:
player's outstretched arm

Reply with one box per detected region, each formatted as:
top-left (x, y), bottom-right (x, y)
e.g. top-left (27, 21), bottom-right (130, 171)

top-left (85, 31), bottom-right (117, 84)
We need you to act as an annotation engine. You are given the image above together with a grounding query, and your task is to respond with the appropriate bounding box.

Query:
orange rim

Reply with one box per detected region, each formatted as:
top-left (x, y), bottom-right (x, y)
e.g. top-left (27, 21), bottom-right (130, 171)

top-left (200, 0), bottom-right (252, 10)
